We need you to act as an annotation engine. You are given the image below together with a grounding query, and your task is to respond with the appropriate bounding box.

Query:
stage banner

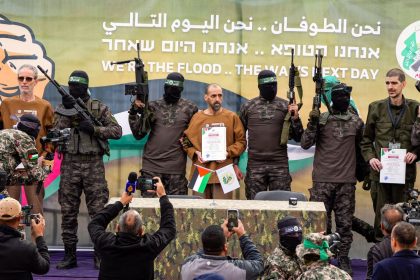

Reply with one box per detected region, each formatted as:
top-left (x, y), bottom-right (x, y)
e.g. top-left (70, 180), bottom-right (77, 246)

top-left (0, 1), bottom-right (419, 249)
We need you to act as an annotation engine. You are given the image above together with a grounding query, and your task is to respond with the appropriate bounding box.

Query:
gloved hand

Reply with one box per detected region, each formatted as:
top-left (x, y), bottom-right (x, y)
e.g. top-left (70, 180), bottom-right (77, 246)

top-left (309, 109), bottom-right (320, 125)
top-left (128, 103), bottom-right (144, 115)
top-left (62, 94), bottom-right (76, 109)
top-left (78, 119), bottom-right (95, 136)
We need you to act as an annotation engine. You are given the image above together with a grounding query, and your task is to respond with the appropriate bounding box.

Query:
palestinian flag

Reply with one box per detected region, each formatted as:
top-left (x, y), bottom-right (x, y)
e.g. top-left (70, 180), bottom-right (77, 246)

top-left (28, 153), bottom-right (39, 162)
top-left (188, 165), bottom-right (213, 193)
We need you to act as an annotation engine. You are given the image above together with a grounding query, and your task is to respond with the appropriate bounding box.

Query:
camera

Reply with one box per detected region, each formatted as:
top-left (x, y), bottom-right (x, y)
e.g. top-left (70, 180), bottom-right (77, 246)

top-left (227, 209), bottom-right (239, 232)
top-left (40, 128), bottom-right (71, 155)
top-left (400, 188), bottom-right (420, 226)
top-left (325, 232), bottom-right (341, 246)
top-left (289, 197), bottom-right (298, 206)
top-left (324, 232), bottom-right (341, 255)
top-left (21, 205), bottom-right (40, 226)
top-left (137, 176), bottom-right (158, 192)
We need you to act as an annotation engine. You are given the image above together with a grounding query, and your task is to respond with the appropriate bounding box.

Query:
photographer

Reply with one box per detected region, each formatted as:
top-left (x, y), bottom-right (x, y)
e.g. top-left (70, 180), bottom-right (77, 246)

top-left (0, 197), bottom-right (49, 279)
top-left (181, 219), bottom-right (264, 280)
top-left (295, 233), bottom-right (351, 280)
top-left (262, 216), bottom-right (304, 279)
top-left (366, 204), bottom-right (404, 280)
top-left (0, 114), bottom-right (48, 207)
top-left (88, 177), bottom-right (175, 280)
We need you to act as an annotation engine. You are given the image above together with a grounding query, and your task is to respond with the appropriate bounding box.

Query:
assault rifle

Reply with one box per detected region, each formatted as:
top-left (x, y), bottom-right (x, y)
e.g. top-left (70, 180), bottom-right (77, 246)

top-left (112, 43), bottom-right (149, 135)
top-left (312, 50), bottom-right (332, 113)
top-left (36, 66), bottom-right (109, 155)
top-left (288, 49), bottom-right (296, 116)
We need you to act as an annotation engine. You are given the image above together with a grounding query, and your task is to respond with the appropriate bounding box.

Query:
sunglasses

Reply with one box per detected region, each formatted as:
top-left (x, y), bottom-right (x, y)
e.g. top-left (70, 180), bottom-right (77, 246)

top-left (18, 76), bottom-right (35, 82)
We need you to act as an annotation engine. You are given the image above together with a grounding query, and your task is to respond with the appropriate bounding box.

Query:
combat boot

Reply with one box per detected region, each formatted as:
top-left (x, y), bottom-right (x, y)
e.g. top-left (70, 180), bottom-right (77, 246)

top-left (56, 244), bottom-right (77, 269)
top-left (337, 256), bottom-right (353, 276)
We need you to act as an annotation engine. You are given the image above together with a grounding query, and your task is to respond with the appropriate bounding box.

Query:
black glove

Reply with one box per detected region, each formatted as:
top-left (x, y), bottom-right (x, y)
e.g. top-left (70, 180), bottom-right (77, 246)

top-left (62, 94), bottom-right (76, 109)
top-left (128, 103), bottom-right (144, 115)
top-left (309, 109), bottom-right (320, 126)
top-left (78, 119), bottom-right (95, 136)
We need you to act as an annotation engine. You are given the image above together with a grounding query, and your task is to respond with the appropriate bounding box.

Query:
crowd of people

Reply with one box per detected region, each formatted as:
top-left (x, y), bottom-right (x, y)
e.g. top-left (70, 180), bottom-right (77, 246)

top-left (0, 63), bottom-right (420, 279)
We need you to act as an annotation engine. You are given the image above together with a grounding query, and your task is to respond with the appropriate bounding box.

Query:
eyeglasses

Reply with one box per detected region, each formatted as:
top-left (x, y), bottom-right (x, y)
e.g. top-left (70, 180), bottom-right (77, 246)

top-left (18, 76), bottom-right (35, 82)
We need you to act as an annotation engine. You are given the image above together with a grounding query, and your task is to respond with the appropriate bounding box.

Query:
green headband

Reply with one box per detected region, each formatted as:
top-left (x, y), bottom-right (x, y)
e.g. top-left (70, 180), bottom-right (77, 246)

top-left (69, 76), bottom-right (88, 85)
top-left (258, 76), bottom-right (277, 85)
top-left (165, 79), bottom-right (183, 87)
top-left (303, 239), bottom-right (330, 261)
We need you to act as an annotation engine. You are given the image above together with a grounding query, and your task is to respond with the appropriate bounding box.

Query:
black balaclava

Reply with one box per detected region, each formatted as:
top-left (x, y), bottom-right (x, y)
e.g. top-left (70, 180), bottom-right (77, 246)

top-left (17, 113), bottom-right (41, 139)
top-left (331, 83), bottom-right (352, 113)
top-left (277, 216), bottom-right (303, 253)
top-left (68, 70), bottom-right (90, 102)
top-left (164, 72), bottom-right (184, 104)
top-left (258, 70), bottom-right (277, 101)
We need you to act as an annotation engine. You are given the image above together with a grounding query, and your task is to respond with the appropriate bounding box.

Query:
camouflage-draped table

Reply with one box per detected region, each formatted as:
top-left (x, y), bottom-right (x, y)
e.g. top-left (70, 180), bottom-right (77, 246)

top-left (108, 198), bottom-right (326, 279)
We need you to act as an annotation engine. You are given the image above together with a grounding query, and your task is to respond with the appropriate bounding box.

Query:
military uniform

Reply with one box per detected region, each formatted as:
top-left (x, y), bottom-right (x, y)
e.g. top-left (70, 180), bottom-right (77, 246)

top-left (301, 111), bottom-right (363, 263)
top-left (295, 233), bottom-right (351, 280)
top-left (361, 97), bottom-right (420, 238)
top-left (240, 96), bottom-right (303, 199)
top-left (296, 261), bottom-right (352, 280)
top-left (129, 98), bottom-right (198, 195)
top-left (0, 129), bottom-right (47, 186)
top-left (54, 99), bottom-right (122, 247)
top-left (262, 246), bottom-right (304, 280)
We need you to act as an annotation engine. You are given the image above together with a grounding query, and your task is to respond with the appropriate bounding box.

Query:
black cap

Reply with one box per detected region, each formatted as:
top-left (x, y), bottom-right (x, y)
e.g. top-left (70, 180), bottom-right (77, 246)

top-left (68, 70), bottom-right (89, 86)
top-left (277, 216), bottom-right (302, 236)
top-left (17, 114), bottom-right (41, 139)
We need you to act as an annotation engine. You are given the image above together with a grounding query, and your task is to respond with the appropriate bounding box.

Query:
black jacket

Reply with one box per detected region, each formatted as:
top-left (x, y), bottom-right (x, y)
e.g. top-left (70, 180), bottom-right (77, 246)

top-left (0, 224), bottom-right (50, 280)
top-left (88, 196), bottom-right (176, 280)
top-left (366, 235), bottom-right (392, 280)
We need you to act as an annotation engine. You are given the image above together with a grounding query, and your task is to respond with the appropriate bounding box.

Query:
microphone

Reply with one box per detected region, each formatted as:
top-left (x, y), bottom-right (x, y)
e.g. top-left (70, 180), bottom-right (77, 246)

top-left (123, 172), bottom-right (138, 212)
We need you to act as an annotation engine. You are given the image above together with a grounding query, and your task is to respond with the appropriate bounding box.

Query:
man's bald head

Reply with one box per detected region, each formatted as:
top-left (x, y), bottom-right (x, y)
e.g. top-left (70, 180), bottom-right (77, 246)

top-left (380, 204), bottom-right (404, 235)
top-left (118, 210), bottom-right (143, 235)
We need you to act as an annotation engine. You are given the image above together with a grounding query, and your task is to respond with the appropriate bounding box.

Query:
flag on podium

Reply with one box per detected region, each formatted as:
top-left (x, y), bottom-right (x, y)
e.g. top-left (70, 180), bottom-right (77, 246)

top-left (189, 165), bottom-right (214, 193)
top-left (216, 164), bottom-right (240, 194)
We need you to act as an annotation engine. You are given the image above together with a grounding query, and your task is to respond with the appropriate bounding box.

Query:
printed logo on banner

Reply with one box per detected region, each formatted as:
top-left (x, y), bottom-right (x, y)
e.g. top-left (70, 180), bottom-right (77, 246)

top-left (396, 20), bottom-right (420, 80)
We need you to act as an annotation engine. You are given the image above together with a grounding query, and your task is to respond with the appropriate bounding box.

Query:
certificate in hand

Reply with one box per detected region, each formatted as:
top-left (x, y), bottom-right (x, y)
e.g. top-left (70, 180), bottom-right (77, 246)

top-left (380, 148), bottom-right (406, 184)
top-left (202, 126), bottom-right (226, 161)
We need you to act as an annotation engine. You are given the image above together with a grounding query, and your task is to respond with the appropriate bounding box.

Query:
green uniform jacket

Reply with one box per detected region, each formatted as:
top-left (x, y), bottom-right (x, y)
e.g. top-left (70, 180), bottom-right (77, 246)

top-left (361, 97), bottom-right (420, 183)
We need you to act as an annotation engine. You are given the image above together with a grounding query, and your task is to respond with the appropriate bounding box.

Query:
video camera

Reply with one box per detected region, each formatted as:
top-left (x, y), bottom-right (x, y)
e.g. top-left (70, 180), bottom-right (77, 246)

top-left (40, 128), bottom-right (71, 156)
top-left (399, 188), bottom-right (420, 225)
top-left (325, 232), bottom-right (341, 256)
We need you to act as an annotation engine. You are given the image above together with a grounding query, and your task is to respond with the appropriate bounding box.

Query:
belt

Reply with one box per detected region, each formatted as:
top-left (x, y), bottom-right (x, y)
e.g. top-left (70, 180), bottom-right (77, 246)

top-left (64, 154), bottom-right (102, 161)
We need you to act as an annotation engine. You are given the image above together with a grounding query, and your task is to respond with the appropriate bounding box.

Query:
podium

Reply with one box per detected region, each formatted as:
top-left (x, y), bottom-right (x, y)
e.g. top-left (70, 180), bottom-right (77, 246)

top-left (108, 197), bottom-right (326, 279)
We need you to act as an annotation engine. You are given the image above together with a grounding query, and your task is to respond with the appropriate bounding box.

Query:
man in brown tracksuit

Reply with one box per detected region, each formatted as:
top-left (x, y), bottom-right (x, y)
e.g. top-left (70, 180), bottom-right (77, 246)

top-left (184, 83), bottom-right (246, 199)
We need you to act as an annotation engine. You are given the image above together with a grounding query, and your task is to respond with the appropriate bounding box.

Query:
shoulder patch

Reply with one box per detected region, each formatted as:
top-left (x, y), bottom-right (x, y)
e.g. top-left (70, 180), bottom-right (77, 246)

top-left (28, 151), bottom-right (39, 162)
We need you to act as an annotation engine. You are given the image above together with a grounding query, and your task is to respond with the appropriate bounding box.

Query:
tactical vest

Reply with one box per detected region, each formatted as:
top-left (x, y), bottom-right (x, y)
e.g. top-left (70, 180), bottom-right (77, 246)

top-left (65, 99), bottom-right (108, 155)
